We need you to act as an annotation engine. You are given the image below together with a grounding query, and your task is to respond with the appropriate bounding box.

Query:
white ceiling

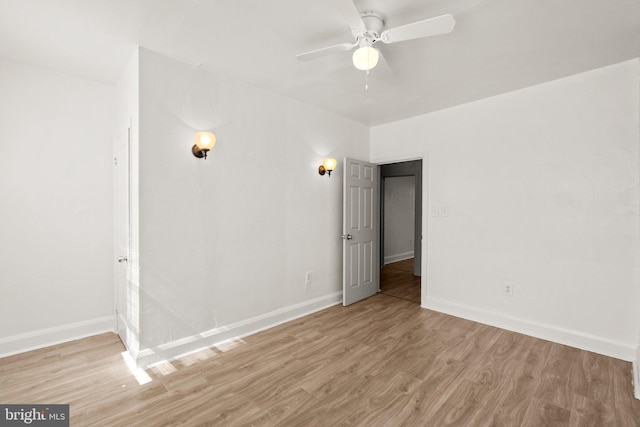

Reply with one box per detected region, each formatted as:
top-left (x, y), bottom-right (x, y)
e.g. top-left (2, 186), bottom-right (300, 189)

top-left (0, 0), bottom-right (638, 126)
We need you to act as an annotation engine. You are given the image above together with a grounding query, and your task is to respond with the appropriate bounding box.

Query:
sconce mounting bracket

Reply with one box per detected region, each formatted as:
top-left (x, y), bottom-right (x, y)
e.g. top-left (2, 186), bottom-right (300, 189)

top-left (192, 145), bottom-right (209, 159)
top-left (318, 165), bottom-right (332, 176)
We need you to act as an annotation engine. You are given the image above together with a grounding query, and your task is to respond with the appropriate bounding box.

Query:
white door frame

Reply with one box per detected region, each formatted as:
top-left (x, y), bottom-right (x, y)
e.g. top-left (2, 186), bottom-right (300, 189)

top-left (114, 125), bottom-right (131, 341)
top-left (372, 153), bottom-right (428, 307)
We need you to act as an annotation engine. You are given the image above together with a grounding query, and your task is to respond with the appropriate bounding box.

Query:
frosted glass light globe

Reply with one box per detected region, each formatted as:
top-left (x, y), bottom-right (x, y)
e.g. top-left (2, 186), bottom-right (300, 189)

top-left (323, 158), bottom-right (337, 171)
top-left (194, 132), bottom-right (216, 150)
top-left (352, 46), bottom-right (379, 71)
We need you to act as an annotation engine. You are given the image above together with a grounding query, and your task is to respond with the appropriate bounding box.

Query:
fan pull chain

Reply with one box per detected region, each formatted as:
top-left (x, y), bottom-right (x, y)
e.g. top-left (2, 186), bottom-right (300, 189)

top-left (365, 70), bottom-right (369, 91)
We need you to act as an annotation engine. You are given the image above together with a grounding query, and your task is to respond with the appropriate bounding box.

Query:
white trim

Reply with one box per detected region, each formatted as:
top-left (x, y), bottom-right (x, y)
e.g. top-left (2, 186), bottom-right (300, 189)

top-left (634, 342), bottom-right (640, 399)
top-left (384, 252), bottom-right (414, 265)
top-left (633, 359), bottom-right (640, 399)
top-left (116, 312), bottom-right (141, 360)
top-left (135, 292), bottom-right (343, 368)
top-left (422, 296), bottom-right (635, 362)
top-left (0, 316), bottom-right (115, 358)
top-left (421, 152), bottom-right (429, 307)
top-left (371, 153), bottom-right (424, 165)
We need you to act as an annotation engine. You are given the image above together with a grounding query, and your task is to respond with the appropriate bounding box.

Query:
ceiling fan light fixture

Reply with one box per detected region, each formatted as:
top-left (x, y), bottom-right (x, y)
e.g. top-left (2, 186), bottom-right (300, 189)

top-left (352, 46), bottom-right (379, 71)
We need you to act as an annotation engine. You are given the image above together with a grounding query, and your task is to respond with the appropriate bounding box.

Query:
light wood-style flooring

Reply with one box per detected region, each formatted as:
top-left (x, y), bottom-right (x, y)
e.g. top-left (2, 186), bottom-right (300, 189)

top-left (380, 258), bottom-right (421, 303)
top-left (1, 295), bottom-right (639, 426)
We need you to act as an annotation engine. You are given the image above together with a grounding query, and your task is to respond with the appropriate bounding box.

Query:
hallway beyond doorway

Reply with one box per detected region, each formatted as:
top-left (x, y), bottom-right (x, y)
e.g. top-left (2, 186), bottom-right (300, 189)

top-left (380, 258), bottom-right (420, 304)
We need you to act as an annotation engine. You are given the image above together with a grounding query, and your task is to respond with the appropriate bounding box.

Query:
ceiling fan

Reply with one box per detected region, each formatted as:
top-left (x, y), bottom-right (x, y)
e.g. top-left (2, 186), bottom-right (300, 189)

top-left (296, 5), bottom-right (456, 72)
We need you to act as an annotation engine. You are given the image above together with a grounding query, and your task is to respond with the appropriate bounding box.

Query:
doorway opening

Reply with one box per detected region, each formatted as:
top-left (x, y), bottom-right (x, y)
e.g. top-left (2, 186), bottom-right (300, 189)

top-left (379, 160), bottom-right (422, 304)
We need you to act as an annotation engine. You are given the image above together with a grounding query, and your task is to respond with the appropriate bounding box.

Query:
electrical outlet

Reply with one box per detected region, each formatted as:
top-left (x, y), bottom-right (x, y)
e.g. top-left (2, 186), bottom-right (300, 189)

top-left (305, 271), bottom-right (312, 285)
top-left (503, 281), bottom-right (514, 297)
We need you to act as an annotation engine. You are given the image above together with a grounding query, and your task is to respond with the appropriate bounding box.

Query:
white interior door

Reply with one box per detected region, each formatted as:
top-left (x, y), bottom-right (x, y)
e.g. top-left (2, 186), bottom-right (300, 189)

top-left (343, 157), bottom-right (379, 306)
top-left (114, 126), bottom-right (131, 345)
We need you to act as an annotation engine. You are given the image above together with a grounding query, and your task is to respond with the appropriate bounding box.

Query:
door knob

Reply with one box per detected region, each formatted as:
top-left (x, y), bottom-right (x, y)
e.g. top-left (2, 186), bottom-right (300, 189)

top-left (341, 234), bottom-right (353, 240)
top-left (118, 256), bottom-right (128, 263)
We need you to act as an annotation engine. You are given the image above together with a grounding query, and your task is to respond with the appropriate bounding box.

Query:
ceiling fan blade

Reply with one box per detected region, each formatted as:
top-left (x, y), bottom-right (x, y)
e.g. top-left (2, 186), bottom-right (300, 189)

top-left (296, 42), bottom-right (356, 61)
top-left (327, 0), bottom-right (366, 37)
top-left (380, 14), bottom-right (456, 44)
top-left (373, 50), bottom-right (393, 78)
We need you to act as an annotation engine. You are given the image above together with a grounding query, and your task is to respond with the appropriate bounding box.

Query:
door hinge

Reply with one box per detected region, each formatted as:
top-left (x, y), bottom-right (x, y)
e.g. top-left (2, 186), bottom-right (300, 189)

top-left (114, 157), bottom-right (118, 166)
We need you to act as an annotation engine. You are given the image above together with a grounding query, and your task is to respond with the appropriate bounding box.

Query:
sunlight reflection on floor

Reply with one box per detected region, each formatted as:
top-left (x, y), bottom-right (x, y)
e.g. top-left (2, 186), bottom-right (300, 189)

top-left (149, 360), bottom-right (177, 376)
top-left (119, 335), bottom-right (248, 383)
top-left (120, 351), bottom-right (153, 385)
top-left (214, 338), bottom-right (246, 353)
top-left (178, 347), bottom-right (218, 366)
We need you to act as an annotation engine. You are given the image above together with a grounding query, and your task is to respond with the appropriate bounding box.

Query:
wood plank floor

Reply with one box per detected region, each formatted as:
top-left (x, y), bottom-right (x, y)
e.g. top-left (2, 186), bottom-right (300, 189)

top-left (380, 258), bottom-right (421, 303)
top-left (1, 295), bottom-right (639, 426)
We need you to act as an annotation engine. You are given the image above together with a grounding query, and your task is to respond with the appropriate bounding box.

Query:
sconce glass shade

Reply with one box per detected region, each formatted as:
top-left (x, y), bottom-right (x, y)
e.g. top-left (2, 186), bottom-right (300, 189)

top-left (194, 132), bottom-right (216, 150)
top-left (192, 131), bottom-right (217, 159)
top-left (323, 158), bottom-right (337, 172)
top-left (352, 46), bottom-right (379, 71)
top-left (319, 157), bottom-right (337, 177)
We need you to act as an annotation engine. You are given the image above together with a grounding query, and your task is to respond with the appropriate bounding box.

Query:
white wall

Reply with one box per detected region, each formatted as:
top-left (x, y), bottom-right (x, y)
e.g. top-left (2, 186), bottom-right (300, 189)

top-left (135, 49), bottom-right (369, 364)
top-left (372, 59), bottom-right (640, 361)
top-left (0, 59), bottom-right (115, 355)
top-left (384, 176), bottom-right (415, 263)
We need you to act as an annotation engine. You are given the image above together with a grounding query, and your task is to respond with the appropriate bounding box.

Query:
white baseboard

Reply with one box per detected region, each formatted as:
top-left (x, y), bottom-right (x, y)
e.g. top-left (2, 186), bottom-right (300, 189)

top-left (136, 292), bottom-right (343, 368)
top-left (422, 296), bottom-right (635, 362)
top-left (0, 316), bottom-right (115, 359)
top-left (384, 252), bottom-right (414, 265)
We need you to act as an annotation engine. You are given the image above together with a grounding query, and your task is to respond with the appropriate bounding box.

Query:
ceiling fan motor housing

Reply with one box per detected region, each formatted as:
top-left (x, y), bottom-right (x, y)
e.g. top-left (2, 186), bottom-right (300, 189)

top-left (359, 11), bottom-right (384, 39)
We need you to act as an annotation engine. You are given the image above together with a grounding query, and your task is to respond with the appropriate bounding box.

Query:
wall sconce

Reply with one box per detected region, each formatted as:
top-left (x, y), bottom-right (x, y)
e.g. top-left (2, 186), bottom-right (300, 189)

top-left (192, 131), bottom-right (217, 159)
top-left (318, 158), bottom-right (337, 177)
